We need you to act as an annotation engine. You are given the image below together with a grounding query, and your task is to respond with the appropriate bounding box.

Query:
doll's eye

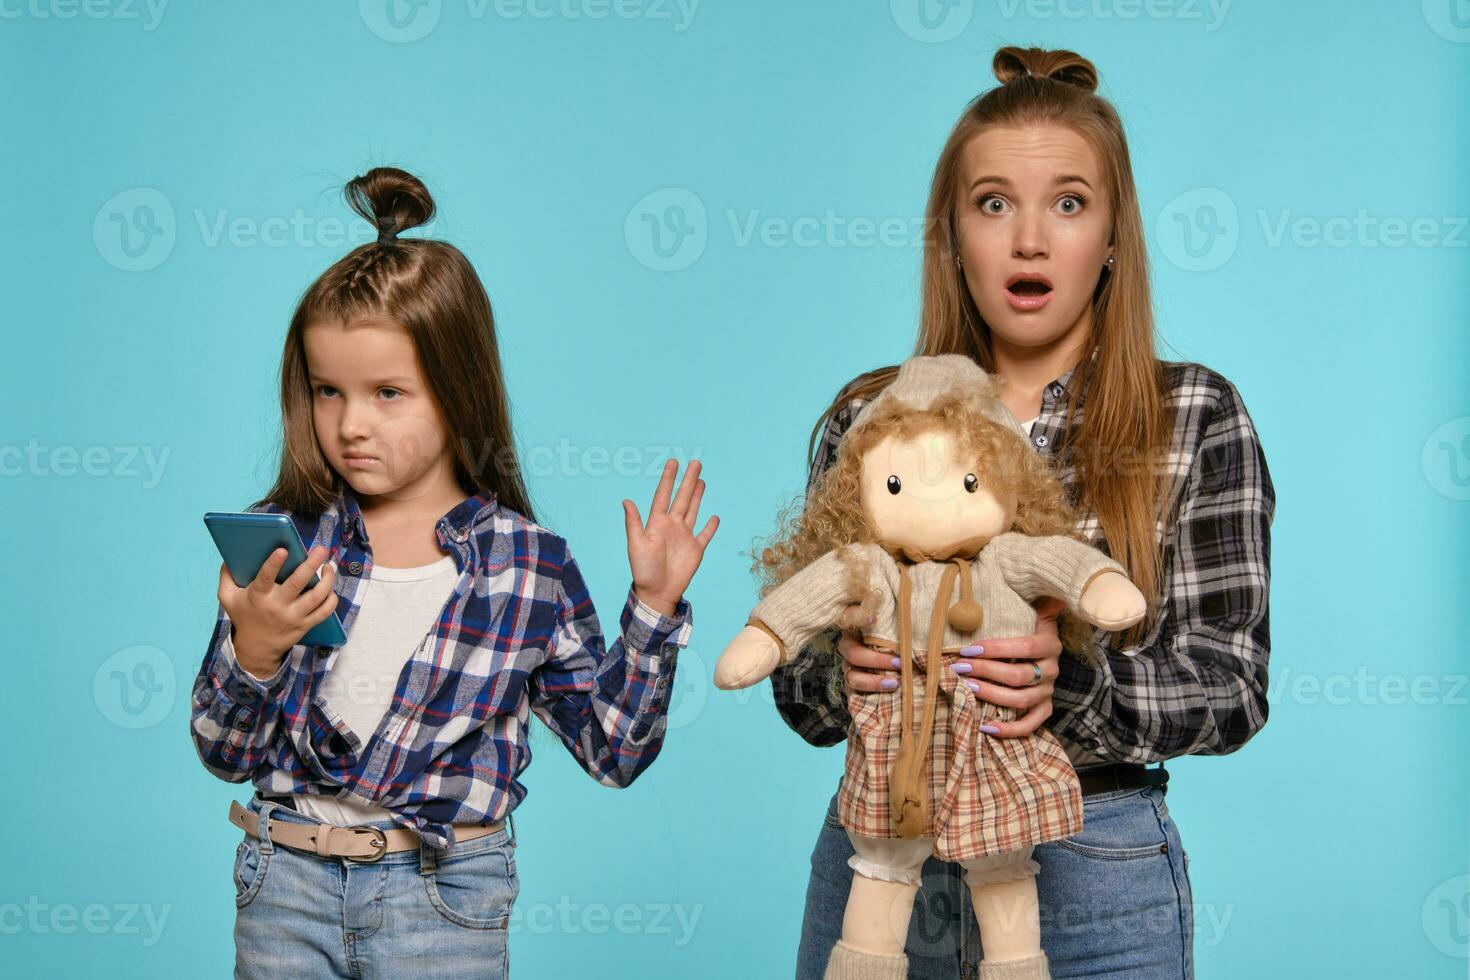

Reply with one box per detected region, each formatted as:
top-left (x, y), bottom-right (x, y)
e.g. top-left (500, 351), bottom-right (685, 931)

top-left (964, 474), bottom-right (978, 493)
top-left (887, 475), bottom-right (902, 495)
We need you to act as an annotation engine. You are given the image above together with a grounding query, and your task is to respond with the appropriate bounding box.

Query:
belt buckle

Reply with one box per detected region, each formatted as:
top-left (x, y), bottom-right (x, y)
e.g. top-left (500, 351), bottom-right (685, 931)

top-left (343, 825), bottom-right (388, 863)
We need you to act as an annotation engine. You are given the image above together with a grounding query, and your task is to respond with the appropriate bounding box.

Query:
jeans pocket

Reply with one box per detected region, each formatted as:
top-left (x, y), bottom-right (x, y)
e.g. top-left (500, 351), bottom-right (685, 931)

top-left (423, 835), bottom-right (518, 929)
top-left (233, 837), bottom-right (270, 909)
top-left (1057, 788), bottom-right (1171, 860)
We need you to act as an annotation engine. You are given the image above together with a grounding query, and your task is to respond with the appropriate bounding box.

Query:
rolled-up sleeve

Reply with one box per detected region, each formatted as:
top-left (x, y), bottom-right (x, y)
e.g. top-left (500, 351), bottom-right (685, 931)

top-left (530, 543), bottom-right (692, 787)
top-left (189, 608), bottom-right (300, 782)
top-left (1052, 379), bottom-right (1275, 761)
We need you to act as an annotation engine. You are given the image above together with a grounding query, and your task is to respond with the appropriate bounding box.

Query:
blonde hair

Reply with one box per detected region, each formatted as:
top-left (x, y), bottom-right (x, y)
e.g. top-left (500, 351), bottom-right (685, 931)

top-left (759, 389), bottom-right (1101, 654)
top-left (803, 46), bottom-right (1172, 649)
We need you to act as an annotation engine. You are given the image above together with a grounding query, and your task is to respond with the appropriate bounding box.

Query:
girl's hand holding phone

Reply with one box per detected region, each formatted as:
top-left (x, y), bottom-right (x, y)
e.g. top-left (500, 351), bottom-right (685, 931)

top-left (623, 459), bottom-right (719, 617)
top-left (217, 545), bottom-right (339, 680)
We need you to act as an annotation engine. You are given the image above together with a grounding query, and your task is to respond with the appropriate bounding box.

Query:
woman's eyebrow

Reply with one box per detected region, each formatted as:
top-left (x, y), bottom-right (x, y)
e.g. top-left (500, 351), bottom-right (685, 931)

top-left (968, 174), bottom-right (1096, 191)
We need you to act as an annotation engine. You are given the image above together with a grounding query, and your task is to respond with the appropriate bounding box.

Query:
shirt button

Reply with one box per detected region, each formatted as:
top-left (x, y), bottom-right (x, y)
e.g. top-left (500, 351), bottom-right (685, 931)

top-left (1085, 738), bottom-right (1100, 749)
top-left (346, 560), bottom-right (363, 575)
top-left (233, 684), bottom-right (259, 702)
top-left (1034, 435), bottom-right (1049, 448)
top-left (234, 714), bottom-right (255, 731)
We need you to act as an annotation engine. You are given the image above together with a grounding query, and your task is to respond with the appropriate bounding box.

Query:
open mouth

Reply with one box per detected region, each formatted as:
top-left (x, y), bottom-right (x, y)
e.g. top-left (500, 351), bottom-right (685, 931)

top-left (1005, 275), bottom-right (1053, 297)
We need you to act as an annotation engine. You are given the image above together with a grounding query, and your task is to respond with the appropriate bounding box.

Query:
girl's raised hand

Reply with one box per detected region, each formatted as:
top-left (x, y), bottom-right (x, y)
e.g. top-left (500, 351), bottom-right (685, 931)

top-left (623, 458), bottom-right (718, 617)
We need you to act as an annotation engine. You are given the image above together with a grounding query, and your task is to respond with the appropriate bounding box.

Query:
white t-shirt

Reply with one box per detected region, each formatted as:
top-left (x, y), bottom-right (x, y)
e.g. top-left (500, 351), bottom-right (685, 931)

top-left (292, 553), bottom-right (459, 827)
top-left (1020, 415), bottom-right (1039, 432)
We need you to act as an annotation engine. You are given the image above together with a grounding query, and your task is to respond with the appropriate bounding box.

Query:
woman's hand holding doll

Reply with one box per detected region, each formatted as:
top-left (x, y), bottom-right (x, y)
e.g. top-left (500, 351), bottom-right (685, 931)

top-left (841, 595), bottom-right (1069, 737)
top-left (623, 458), bottom-right (719, 617)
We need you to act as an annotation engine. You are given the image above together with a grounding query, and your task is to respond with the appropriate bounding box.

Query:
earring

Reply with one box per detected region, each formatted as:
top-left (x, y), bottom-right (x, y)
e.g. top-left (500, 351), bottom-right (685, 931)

top-left (1104, 254), bottom-right (1115, 270)
top-left (954, 252), bottom-right (963, 270)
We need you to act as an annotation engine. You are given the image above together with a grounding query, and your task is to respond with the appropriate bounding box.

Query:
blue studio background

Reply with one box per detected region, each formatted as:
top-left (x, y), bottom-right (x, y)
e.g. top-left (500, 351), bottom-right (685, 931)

top-left (3, 2), bottom-right (1468, 977)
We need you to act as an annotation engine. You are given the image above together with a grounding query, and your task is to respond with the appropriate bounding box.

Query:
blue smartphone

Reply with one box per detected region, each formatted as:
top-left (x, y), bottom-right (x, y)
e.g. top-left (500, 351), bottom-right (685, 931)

top-left (203, 511), bottom-right (347, 648)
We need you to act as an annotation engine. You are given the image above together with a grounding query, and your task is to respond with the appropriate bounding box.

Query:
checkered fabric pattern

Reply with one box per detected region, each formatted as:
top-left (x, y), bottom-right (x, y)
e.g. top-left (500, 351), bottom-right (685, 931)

top-left (771, 358), bottom-right (1275, 765)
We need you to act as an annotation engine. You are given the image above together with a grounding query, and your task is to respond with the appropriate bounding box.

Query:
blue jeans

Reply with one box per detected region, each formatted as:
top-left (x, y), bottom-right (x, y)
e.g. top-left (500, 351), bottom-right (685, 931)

top-left (232, 793), bottom-right (519, 979)
top-left (795, 784), bottom-right (1194, 979)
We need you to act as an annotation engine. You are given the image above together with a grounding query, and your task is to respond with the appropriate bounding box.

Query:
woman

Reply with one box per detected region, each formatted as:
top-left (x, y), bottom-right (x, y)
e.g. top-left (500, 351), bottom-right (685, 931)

top-left (771, 46), bottom-right (1275, 979)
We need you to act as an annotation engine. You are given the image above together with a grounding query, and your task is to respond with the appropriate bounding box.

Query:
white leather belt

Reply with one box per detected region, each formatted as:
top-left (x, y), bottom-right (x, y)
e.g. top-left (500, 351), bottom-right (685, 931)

top-left (228, 799), bottom-right (504, 862)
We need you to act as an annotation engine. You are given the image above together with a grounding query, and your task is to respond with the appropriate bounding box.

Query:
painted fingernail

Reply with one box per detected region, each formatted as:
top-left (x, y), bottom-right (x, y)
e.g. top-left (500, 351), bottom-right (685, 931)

top-left (979, 724), bottom-right (1001, 735)
top-left (965, 680), bottom-right (981, 693)
top-left (880, 677), bottom-right (898, 691)
top-left (889, 657), bottom-right (902, 669)
top-left (961, 644), bottom-right (985, 656)
top-left (950, 662), bottom-right (973, 674)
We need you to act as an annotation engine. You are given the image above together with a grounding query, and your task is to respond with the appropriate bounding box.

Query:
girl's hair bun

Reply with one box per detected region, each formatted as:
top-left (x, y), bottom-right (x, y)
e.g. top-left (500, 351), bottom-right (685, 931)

top-left (992, 46), bottom-right (1099, 94)
top-left (345, 166), bottom-right (436, 240)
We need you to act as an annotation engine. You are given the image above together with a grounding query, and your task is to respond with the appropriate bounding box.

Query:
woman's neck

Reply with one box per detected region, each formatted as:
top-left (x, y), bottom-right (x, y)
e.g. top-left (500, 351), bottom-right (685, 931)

top-left (991, 320), bottom-right (1091, 423)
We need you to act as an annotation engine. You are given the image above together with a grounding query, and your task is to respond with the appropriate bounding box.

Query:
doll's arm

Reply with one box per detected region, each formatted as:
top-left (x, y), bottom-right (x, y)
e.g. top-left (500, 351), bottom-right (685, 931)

top-left (989, 532), bottom-right (1145, 631)
top-left (715, 545), bottom-right (868, 690)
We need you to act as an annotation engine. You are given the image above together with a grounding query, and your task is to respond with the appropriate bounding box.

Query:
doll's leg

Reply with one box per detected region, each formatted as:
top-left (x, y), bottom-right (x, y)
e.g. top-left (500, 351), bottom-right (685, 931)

top-left (821, 833), bottom-right (935, 980)
top-left (960, 846), bottom-right (1050, 980)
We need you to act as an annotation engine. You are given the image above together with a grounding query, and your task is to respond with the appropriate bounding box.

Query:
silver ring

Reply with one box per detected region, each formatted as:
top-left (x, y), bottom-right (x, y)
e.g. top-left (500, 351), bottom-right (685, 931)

top-left (1027, 663), bottom-right (1043, 686)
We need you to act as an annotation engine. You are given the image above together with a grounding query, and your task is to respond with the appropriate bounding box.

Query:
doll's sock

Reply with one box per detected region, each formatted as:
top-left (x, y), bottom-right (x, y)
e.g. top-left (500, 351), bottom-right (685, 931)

top-left (979, 951), bottom-right (1051, 980)
top-left (822, 940), bottom-right (909, 980)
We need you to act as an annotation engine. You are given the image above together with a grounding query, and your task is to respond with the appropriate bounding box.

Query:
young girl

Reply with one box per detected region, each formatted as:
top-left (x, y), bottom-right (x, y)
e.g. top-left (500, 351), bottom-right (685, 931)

top-left (189, 167), bottom-right (718, 979)
top-left (771, 48), bottom-right (1274, 979)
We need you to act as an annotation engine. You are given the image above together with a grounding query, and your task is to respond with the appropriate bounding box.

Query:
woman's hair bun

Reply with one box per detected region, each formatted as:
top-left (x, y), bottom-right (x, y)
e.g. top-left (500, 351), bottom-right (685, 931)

top-left (992, 46), bottom-right (1099, 94)
top-left (345, 166), bottom-right (436, 240)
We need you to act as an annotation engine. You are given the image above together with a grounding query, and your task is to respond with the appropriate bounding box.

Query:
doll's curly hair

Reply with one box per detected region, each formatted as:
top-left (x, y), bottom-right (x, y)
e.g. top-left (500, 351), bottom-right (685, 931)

top-left (754, 386), bottom-right (1103, 660)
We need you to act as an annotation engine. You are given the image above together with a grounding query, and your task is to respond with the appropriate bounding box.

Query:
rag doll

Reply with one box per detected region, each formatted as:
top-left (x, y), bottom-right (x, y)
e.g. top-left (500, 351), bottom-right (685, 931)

top-left (715, 355), bottom-right (1146, 980)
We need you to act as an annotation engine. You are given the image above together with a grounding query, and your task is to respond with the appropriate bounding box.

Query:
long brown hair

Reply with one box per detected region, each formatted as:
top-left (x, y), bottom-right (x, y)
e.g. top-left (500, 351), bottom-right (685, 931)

top-left (254, 166), bottom-right (536, 522)
top-left (807, 47), bottom-right (1172, 648)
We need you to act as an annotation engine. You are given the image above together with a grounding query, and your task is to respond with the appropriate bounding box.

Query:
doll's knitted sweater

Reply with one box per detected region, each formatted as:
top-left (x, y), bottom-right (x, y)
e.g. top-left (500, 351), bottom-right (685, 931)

top-left (750, 532), bottom-right (1125, 664)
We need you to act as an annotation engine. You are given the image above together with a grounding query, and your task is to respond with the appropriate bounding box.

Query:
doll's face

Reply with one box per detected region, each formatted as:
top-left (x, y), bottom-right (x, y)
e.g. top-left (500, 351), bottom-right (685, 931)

top-left (859, 428), bottom-right (1015, 556)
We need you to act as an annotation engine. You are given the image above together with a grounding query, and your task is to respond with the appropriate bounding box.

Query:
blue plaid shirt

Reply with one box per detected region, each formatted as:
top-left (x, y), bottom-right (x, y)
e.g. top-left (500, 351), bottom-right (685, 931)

top-left (190, 486), bottom-right (693, 852)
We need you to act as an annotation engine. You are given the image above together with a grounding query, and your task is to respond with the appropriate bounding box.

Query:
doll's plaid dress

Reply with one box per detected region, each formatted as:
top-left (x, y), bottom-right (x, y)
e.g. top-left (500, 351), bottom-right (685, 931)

top-left (750, 535), bottom-right (1125, 861)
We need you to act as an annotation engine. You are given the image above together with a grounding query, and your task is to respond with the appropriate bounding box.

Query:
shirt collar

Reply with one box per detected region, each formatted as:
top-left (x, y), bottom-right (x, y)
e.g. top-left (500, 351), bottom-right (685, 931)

top-left (1048, 343), bottom-right (1099, 397)
top-left (335, 484), bottom-right (499, 548)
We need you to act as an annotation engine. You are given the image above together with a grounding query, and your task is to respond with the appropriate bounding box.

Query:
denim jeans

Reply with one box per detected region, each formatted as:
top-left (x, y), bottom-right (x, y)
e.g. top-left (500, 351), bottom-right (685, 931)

top-left (795, 784), bottom-right (1194, 979)
top-left (232, 793), bottom-right (519, 979)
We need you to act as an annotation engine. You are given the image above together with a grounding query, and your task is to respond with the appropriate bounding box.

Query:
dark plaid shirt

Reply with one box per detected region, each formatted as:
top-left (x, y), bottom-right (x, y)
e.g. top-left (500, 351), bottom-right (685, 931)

top-left (769, 358), bottom-right (1275, 764)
